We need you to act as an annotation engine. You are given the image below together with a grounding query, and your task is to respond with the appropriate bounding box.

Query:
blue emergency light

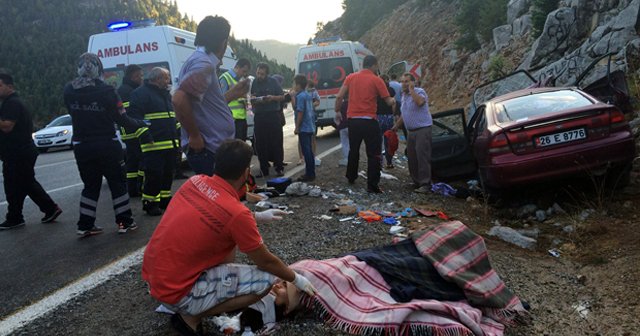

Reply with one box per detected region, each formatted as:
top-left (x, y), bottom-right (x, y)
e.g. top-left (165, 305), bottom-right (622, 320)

top-left (107, 21), bottom-right (132, 31)
top-left (107, 19), bottom-right (156, 31)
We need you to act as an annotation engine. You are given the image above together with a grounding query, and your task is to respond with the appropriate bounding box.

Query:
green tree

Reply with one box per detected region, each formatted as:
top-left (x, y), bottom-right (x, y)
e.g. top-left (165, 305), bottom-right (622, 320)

top-left (532, 0), bottom-right (560, 38)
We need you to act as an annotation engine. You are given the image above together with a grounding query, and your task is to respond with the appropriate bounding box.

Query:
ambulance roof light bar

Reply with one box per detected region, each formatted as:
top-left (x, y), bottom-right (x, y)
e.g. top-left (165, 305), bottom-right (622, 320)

top-left (108, 19), bottom-right (156, 32)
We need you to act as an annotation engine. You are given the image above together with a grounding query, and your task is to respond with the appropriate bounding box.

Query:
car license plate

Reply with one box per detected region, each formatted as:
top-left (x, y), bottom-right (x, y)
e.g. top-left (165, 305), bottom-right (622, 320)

top-left (37, 140), bottom-right (52, 145)
top-left (535, 128), bottom-right (586, 147)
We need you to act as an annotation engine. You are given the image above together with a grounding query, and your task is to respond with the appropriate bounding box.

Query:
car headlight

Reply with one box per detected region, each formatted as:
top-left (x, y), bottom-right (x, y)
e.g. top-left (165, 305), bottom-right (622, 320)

top-left (56, 130), bottom-right (69, 137)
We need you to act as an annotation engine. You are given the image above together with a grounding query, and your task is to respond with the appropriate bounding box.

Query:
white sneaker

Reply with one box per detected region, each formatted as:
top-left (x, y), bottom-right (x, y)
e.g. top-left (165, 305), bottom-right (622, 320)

top-left (315, 157), bottom-right (321, 166)
top-left (338, 158), bottom-right (348, 166)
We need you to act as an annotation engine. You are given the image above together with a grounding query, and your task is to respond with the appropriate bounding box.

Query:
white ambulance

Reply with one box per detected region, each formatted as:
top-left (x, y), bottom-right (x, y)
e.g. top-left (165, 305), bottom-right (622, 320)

top-left (87, 22), bottom-right (237, 88)
top-left (295, 37), bottom-right (373, 128)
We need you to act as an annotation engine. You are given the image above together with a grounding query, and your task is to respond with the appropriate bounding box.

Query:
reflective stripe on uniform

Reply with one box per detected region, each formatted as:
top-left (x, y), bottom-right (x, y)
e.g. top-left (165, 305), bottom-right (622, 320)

top-left (126, 172), bottom-right (139, 179)
top-left (140, 140), bottom-right (176, 152)
top-left (136, 127), bottom-right (149, 137)
top-left (142, 193), bottom-right (161, 202)
top-left (123, 101), bottom-right (130, 108)
top-left (160, 190), bottom-right (172, 199)
top-left (144, 111), bottom-right (175, 120)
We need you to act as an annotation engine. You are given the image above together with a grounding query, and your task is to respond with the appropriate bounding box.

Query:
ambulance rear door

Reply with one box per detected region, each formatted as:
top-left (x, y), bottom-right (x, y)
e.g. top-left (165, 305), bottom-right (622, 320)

top-left (297, 42), bottom-right (355, 128)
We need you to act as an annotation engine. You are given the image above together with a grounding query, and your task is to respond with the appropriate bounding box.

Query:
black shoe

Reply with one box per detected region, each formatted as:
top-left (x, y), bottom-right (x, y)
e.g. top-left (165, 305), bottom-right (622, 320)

top-left (367, 186), bottom-right (383, 194)
top-left (143, 201), bottom-right (163, 216)
top-left (0, 219), bottom-right (26, 230)
top-left (171, 314), bottom-right (203, 336)
top-left (117, 220), bottom-right (138, 234)
top-left (41, 206), bottom-right (62, 223)
top-left (159, 197), bottom-right (172, 210)
top-left (297, 175), bottom-right (315, 182)
top-left (77, 226), bottom-right (103, 238)
top-left (275, 169), bottom-right (284, 177)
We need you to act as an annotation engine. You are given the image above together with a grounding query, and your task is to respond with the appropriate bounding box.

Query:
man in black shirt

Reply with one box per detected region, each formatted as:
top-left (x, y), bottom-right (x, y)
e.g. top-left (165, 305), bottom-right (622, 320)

top-left (250, 63), bottom-right (286, 177)
top-left (0, 73), bottom-right (62, 230)
top-left (117, 64), bottom-right (144, 197)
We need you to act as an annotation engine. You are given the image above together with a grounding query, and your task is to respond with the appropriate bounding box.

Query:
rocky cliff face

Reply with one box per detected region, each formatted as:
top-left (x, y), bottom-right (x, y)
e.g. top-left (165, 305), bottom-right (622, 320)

top-left (318, 0), bottom-right (640, 113)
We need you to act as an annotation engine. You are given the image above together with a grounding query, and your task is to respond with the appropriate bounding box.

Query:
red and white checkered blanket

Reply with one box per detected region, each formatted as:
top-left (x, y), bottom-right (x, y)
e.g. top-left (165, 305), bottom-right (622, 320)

top-left (291, 221), bottom-right (527, 336)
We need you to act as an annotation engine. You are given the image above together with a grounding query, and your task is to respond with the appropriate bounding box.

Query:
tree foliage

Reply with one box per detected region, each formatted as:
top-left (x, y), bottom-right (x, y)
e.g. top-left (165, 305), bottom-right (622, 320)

top-left (340, 0), bottom-right (408, 40)
top-left (0, 0), bottom-right (291, 126)
top-left (532, 0), bottom-right (560, 38)
top-left (229, 38), bottom-right (294, 86)
top-left (455, 0), bottom-right (508, 51)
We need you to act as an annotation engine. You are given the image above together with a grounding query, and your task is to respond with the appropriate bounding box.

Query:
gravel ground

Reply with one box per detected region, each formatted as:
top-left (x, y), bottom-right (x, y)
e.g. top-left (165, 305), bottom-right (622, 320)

top-left (11, 143), bottom-right (640, 335)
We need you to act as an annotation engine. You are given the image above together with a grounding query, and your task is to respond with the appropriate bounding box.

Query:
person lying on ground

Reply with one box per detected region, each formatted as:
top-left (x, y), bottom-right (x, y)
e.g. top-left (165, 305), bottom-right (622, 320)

top-left (142, 139), bottom-right (316, 336)
top-left (239, 221), bottom-right (529, 336)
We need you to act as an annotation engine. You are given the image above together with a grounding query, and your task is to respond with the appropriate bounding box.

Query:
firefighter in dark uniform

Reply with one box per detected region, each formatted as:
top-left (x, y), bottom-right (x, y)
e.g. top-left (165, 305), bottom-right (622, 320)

top-left (117, 64), bottom-right (144, 197)
top-left (63, 53), bottom-right (147, 237)
top-left (127, 67), bottom-right (177, 216)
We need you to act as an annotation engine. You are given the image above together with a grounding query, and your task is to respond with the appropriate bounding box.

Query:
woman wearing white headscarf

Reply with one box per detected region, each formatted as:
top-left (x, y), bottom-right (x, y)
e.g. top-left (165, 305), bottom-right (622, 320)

top-left (63, 53), bottom-right (148, 237)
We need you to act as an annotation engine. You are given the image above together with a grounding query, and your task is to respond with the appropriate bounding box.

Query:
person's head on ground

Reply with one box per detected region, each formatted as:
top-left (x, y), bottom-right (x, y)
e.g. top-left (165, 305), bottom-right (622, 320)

top-left (124, 64), bottom-right (143, 86)
top-left (293, 74), bottom-right (307, 92)
top-left (234, 58), bottom-right (251, 78)
top-left (148, 67), bottom-right (171, 90)
top-left (195, 15), bottom-right (231, 60)
top-left (401, 72), bottom-right (416, 93)
top-left (214, 139), bottom-right (253, 189)
top-left (0, 73), bottom-right (16, 99)
top-left (255, 63), bottom-right (270, 82)
top-left (363, 55), bottom-right (379, 74)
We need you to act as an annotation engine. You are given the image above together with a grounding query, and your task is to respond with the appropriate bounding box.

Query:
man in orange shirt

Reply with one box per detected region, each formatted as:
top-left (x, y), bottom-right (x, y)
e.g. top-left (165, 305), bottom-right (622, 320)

top-left (142, 139), bottom-right (316, 335)
top-left (334, 55), bottom-right (395, 193)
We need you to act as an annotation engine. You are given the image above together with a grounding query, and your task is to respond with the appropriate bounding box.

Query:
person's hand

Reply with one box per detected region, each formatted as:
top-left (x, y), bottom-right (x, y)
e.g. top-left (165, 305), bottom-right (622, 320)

top-left (334, 113), bottom-right (342, 125)
top-left (188, 133), bottom-right (205, 153)
top-left (293, 272), bottom-right (317, 296)
top-left (255, 209), bottom-right (288, 224)
top-left (228, 79), bottom-right (250, 100)
top-left (408, 81), bottom-right (415, 91)
top-left (264, 95), bottom-right (273, 102)
top-left (294, 127), bottom-right (299, 135)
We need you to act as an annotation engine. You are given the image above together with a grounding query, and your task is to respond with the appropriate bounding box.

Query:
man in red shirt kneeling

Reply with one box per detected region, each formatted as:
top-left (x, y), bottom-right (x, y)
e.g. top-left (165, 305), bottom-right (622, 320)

top-left (142, 139), bottom-right (316, 335)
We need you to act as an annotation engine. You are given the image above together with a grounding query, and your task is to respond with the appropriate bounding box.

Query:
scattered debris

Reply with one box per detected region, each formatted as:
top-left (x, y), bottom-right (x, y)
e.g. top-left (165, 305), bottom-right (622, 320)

top-left (212, 314), bottom-right (241, 334)
top-left (389, 226), bottom-right (406, 235)
top-left (488, 226), bottom-right (537, 250)
top-left (339, 217), bottom-right (355, 222)
top-left (317, 215), bottom-right (333, 220)
top-left (380, 172), bottom-right (399, 180)
top-left (517, 204), bottom-right (538, 219)
top-left (579, 209), bottom-right (595, 221)
top-left (548, 249), bottom-right (561, 258)
top-left (383, 217), bottom-right (399, 225)
top-left (572, 301), bottom-right (591, 319)
top-left (358, 211), bottom-right (382, 222)
top-left (431, 182), bottom-right (457, 196)
top-left (285, 182), bottom-right (313, 196)
top-left (308, 186), bottom-right (322, 197)
top-left (535, 210), bottom-right (546, 222)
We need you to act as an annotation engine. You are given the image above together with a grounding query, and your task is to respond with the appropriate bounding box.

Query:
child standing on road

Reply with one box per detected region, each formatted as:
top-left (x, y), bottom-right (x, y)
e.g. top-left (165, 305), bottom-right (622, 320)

top-left (293, 75), bottom-right (316, 182)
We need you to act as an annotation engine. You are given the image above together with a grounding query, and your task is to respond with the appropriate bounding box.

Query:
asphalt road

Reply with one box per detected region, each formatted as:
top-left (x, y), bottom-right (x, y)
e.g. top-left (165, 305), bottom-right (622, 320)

top-left (0, 108), bottom-right (340, 321)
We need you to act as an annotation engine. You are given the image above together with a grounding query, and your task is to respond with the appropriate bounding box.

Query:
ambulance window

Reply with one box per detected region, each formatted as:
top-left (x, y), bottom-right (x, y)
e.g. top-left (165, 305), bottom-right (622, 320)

top-left (102, 62), bottom-right (171, 88)
top-left (299, 57), bottom-right (354, 90)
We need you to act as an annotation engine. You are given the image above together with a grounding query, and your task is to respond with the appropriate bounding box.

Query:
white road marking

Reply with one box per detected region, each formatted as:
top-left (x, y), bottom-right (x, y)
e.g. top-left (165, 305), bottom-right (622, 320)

top-left (35, 160), bottom-right (76, 170)
top-left (0, 183), bottom-right (84, 206)
top-left (0, 246), bottom-right (145, 335)
top-left (0, 144), bottom-right (342, 334)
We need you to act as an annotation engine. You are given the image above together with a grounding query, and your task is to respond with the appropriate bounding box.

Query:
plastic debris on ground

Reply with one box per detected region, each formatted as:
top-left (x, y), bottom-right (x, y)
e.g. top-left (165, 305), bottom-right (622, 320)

top-left (383, 217), bottom-right (399, 225)
top-left (211, 313), bottom-right (241, 334)
top-left (339, 216), bottom-right (355, 222)
top-left (308, 186), bottom-right (322, 197)
top-left (358, 210), bottom-right (382, 222)
top-left (467, 179), bottom-right (481, 191)
top-left (398, 207), bottom-right (417, 218)
top-left (285, 182), bottom-right (313, 196)
top-left (431, 182), bottom-right (457, 196)
top-left (548, 248), bottom-right (561, 258)
top-left (317, 215), bottom-right (333, 220)
top-left (389, 226), bottom-right (406, 235)
top-left (415, 208), bottom-right (450, 220)
top-left (256, 201), bottom-right (280, 209)
top-left (380, 172), bottom-right (399, 180)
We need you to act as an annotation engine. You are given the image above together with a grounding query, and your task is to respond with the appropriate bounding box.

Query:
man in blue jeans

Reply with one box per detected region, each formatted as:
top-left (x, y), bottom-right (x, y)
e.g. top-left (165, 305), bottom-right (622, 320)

top-left (173, 16), bottom-right (249, 176)
top-left (293, 74), bottom-right (316, 182)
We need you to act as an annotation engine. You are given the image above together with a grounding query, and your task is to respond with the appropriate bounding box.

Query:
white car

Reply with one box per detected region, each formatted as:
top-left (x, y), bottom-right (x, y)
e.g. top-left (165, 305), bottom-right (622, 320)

top-left (32, 114), bottom-right (73, 152)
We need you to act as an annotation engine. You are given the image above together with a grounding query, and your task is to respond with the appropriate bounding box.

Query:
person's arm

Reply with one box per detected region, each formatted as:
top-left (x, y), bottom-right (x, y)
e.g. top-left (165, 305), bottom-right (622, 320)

top-left (391, 115), bottom-right (404, 132)
top-left (0, 119), bottom-right (15, 133)
top-left (224, 78), bottom-right (250, 103)
top-left (173, 89), bottom-right (204, 152)
top-left (333, 84), bottom-right (348, 115)
top-left (247, 244), bottom-right (296, 282)
top-left (409, 83), bottom-right (426, 107)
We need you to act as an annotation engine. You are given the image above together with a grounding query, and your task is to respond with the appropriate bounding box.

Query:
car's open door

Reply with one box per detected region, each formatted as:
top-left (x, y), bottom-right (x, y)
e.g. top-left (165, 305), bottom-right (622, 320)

top-left (573, 52), bottom-right (633, 114)
top-left (431, 108), bottom-right (477, 181)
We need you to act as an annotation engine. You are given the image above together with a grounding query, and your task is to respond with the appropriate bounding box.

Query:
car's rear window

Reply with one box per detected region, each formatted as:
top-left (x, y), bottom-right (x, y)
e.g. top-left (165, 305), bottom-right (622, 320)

top-left (494, 90), bottom-right (593, 123)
